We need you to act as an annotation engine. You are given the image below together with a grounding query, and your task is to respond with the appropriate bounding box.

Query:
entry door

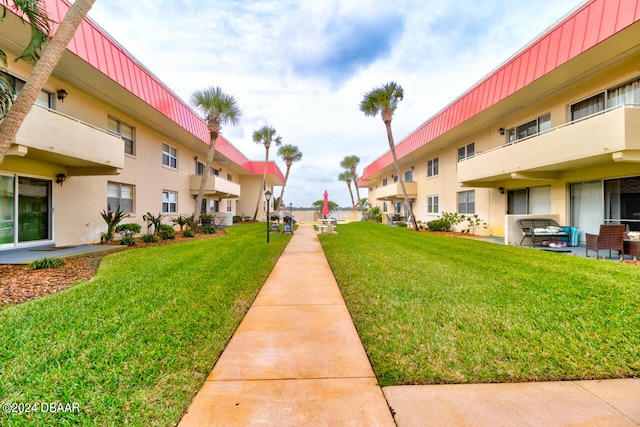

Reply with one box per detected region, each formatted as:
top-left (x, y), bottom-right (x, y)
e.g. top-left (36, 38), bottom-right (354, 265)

top-left (18, 177), bottom-right (52, 243)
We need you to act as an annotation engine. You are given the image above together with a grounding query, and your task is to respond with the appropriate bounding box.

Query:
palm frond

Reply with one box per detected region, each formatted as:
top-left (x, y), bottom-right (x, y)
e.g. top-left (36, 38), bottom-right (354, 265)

top-left (12, 0), bottom-right (53, 61)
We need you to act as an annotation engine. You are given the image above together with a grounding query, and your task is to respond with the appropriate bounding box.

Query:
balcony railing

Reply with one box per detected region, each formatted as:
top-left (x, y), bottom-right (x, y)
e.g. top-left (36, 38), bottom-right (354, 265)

top-left (13, 105), bottom-right (124, 172)
top-left (375, 181), bottom-right (418, 201)
top-left (189, 175), bottom-right (241, 198)
top-left (458, 104), bottom-right (640, 184)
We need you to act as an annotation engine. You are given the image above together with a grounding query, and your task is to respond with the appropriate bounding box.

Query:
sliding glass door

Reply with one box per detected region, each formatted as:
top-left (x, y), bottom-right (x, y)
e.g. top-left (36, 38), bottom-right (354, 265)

top-left (0, 175), bottom-right (14, 245)
top-left (18, 177), bottom-right (51, 242)
top-left (570, 181), bottom-right (602, 241)
top-left (0, 175), bottom-right (52, 247)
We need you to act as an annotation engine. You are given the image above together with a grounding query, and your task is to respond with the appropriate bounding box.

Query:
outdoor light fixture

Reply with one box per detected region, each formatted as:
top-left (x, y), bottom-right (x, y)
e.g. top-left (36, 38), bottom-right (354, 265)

top-left (56, 89), bottom-right (68, 102)
top-left (498, 186), bottom-right (505, 196)
top-left (56, 173), bottom-right (67, 186)
top-left (265, 190), bottom-right (272, 244)
top-left (498, 127), bottom-right (505, 136)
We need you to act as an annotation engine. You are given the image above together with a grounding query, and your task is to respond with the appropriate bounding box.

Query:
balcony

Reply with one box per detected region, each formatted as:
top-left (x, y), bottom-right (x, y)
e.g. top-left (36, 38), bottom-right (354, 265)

top-left (376, 181), bottom-right (418, 201)
top-left (189, 174), bottom-right (241, 198)
top-left (11, 105), bottom-right (124, 174)
top-left (458, 105), bottom-right (640, 185)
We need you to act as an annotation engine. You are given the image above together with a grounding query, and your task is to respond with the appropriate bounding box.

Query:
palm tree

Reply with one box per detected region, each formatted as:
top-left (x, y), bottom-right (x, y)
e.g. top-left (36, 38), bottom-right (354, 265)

top-left (359, 81), bottom-right (418, 230)
top-left (338, 170), bottom-right (356, 209)
top-left (191, 86), bottom-right (241, 225)
top-left (275, 144), bottom-right (302, 212)
top-left (252, 125), bottom-right (282, 221)
top-left (340, 155), bottom-right (362, 210)
top-left (0, 0), bottom-right (97, 164)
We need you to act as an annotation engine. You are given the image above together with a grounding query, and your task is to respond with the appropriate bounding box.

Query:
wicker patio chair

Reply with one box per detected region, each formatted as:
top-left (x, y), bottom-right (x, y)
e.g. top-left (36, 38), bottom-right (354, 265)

top-left (585, 224), bottom-right (625, 258)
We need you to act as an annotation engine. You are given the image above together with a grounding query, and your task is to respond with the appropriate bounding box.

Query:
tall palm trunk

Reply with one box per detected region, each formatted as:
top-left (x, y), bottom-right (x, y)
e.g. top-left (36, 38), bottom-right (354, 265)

top-left (384, 119), bottom-right (418, 230)
top-left (346, 179), bottom-right (356, 209)
top-left (194, 130), bottom-right (217, 224)
top-left (0, 0), bottom-right (97, 163)
top-left (275, 161), bottom-right (292, 212)
top-left (351, 166), bottom-right (362, 210)
top-left (253, 142), bottom-right (271, 220)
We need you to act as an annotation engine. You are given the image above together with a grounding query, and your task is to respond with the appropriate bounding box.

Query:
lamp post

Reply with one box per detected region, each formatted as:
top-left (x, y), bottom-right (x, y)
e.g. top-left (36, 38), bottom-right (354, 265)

top-left (265, 190), bottom-right (272, 244)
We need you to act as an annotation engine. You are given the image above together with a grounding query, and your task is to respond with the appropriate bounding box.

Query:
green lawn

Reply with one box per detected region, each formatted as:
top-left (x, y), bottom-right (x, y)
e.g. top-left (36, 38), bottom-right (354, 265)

top-left (320, 221), bottom-right (640, 387)
top-left (0, 223), bottom-right (290, 426)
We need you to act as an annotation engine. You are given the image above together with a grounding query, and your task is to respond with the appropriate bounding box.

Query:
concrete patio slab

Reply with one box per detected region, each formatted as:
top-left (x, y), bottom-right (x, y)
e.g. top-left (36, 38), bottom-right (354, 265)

top-left (384, 380), bottom-right (640, 427)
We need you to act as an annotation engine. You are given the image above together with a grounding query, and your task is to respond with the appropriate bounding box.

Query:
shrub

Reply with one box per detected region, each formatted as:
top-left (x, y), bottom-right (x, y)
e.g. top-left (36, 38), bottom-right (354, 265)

top-left (427, 219), bottom-right (451, 232)
top-left (182, 229), bottom-right (195, 238)
top-left (142, 234), bottom-right (158, 243)
top-left (201, 224), bottom-right (217, 234)
top-left (31, 257), bottom-right (64, 270)
top-left (199, 213), bottom-right (214, 225)
top-left (119, 236), bottom-right (136, 246)
top-left (100, 205), bottom-right (127, 243)
top-left (171, 214), bottom-right (190, 231)
top-left (142, 212), bottom-right (164, 235)
top-left (157, 224), bottom-right (176, 240)
top-left (365, 206), bottom-right (382, 223)
top-left (397, 221), bottom-right (408, 228)
top-left (232, 215), bottom-right (243, 224)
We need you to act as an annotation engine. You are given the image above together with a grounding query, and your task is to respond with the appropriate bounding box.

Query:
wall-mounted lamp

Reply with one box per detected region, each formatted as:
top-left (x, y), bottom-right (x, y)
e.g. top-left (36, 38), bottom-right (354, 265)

top-left (194, 156), bottom-right (198, 162)
top-left (411, 166), bottom-right (414, 171)
top-left (56, 173), bottom-right (67, 186)
top-left (56, 89), bottom-right (68, 102)
top-left (498, 186), bottom-right (505, 196)
top-left (498, 127), bottom-right (505, 136)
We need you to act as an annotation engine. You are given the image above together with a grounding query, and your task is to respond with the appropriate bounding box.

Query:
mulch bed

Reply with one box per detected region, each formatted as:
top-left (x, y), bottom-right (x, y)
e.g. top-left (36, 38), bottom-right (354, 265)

top-left (0, 231), bottom-right (225, 309)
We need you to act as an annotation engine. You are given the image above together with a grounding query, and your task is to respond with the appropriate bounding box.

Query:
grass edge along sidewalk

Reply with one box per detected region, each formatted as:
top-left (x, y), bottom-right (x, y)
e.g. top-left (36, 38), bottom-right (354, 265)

top-left (0, 223), bottom-right (290, 427)
top-left (319, 221), bottom-right (640, 387)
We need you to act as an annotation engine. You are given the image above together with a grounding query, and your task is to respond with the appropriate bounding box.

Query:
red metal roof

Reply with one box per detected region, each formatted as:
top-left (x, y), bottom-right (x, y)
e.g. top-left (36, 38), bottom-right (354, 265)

top-left (16, 0), bottom-right (282, 179)
top-left (361, 0), bottom-right (640, 182)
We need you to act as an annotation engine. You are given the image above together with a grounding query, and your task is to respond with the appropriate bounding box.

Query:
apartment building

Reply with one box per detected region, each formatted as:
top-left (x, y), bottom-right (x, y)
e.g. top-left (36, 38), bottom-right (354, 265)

top-left (361, 0), bottom-right (640, 243)
top-left (0, 1), bottom-right (283, 251)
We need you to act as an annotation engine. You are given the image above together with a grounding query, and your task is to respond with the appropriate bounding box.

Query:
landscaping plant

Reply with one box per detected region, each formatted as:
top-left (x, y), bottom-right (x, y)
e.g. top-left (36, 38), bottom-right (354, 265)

top-left (99, 205), bottom-right (127, 243)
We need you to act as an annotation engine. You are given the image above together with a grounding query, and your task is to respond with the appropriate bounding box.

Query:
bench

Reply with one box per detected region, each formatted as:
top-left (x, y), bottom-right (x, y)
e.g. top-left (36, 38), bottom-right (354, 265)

top-left (516, 218), bottom-right (569, 247)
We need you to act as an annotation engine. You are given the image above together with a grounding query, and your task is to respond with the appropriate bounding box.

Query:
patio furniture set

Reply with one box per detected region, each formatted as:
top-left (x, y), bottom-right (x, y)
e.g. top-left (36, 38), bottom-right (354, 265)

top-left (517, 218), bottom-right (639, 259)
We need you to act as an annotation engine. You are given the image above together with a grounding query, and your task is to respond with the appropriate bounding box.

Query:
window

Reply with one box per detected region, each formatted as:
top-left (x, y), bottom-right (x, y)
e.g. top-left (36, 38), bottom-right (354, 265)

top-left (382, 178), bottom-right (388, 186)
top-left (457, 190), bottom-right (475, 214)
top-left (604, 176), bottom-right (640, 231)
top-left (393, 175), bottom-right (399, 183)
top-left (427, 195), bottom-right (439, 214)
top-left (162, 143), bottom-right (178, 169)
top-left (107, 182), bottom-right (134, 213)
top-left (162, 191), bottom-right (177, 213)
top-left (457, 143), bottom-right (475, 162)
top-left (227, 173), bottom-right (232, 182)
top-left (383, 202), bottom-right (388, 212)
top-left (571, 93), bottom-right (605, 121)
top-left (227, 200), bottom-right (233, 212)
top-left (12, 76), bottom-right (52, 108)
top-left (427, 158), bottom-right (439, 177)
top-left (608, 78), bottom-right (640, 108)
top-left (108, 117), bottom-right (135, 155)
top-left (505, 114), bottom-right (551, 143)
top-left (404, 170), bottom-right (414, 181)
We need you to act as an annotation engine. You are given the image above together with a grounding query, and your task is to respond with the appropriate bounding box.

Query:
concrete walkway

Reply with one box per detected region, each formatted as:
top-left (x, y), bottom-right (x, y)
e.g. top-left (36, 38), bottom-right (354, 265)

top-left (178, 225), bottom-right (395, 426)
top-left (179, 224), bottom-right (640, 426)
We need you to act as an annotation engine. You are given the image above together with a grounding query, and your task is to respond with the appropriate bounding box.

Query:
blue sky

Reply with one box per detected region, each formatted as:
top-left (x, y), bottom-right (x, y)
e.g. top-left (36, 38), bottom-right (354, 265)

top-left (87, 0), bottom-right (585, 208)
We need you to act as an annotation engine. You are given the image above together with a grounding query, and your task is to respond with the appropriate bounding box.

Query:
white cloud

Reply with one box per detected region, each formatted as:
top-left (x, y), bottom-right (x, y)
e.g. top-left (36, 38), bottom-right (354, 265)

top-left (87, 0), bottom-right (585, 207)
